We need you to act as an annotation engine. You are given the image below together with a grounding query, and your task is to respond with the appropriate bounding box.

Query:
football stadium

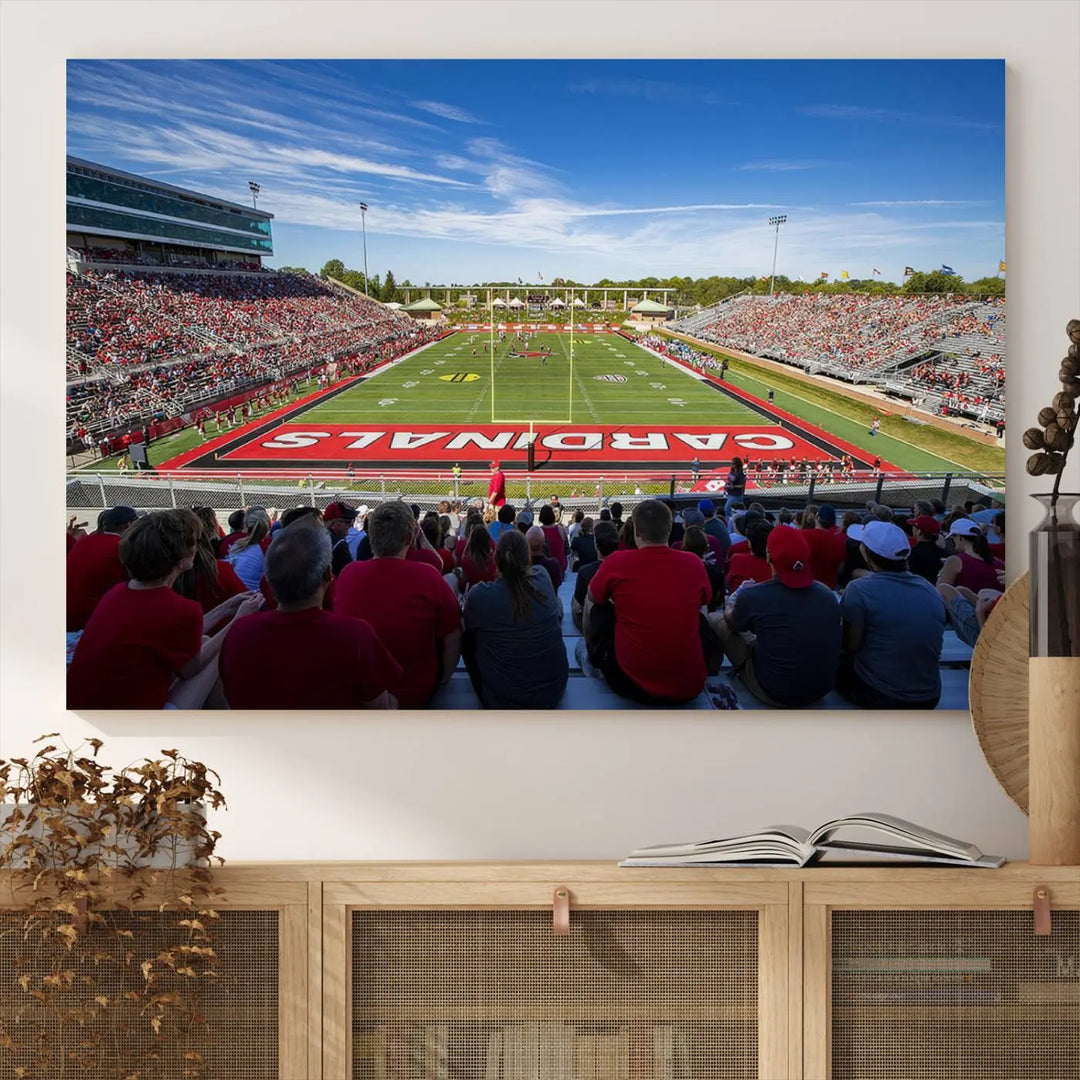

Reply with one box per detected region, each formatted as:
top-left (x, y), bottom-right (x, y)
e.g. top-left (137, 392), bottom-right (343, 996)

top-left (65, 152), bottom-right (1006, 714)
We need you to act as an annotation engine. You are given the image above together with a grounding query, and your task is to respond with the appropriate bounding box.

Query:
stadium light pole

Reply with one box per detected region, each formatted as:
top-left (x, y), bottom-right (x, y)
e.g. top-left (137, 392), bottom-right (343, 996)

top-left (359, 202), bottom-right (369, 296)
top-left (768, 214), bottom-right (787, 298)
top-left (248, 181), bottom-right (261, 209)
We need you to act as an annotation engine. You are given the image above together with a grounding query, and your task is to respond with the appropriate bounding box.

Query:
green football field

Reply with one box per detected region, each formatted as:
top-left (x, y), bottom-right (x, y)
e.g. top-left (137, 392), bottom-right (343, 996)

top-left (294, 331), bottom-right (759, 427)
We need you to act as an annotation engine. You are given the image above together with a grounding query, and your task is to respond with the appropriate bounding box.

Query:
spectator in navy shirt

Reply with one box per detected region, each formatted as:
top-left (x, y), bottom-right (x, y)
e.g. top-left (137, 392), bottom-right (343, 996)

top-left (838, 521), bottom-right (946, 709)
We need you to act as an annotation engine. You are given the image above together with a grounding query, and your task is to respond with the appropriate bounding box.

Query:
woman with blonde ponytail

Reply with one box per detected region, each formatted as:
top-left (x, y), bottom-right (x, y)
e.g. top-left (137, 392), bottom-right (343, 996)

top-left (462, 529), bottom-right (568, 708)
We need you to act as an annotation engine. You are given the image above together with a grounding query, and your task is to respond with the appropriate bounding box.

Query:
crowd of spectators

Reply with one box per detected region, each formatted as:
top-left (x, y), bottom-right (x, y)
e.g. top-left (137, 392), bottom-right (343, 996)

top-left (66, 487), bottom-right (1003, 711)
top-left (684, 293), bottom-right (983, 374)
top-left (66, 267), bottom-right (443, 440)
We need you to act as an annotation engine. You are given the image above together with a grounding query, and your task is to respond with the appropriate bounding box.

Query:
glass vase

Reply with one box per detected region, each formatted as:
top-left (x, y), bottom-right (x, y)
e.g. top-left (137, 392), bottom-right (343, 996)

top-left (1029, 492), bottom-right (1080, 657)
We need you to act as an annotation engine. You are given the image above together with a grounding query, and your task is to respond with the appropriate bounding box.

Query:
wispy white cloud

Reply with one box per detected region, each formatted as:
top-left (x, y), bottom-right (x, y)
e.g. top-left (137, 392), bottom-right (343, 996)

top-left (800, 103), bottom-right (1001, 131)
top-left (412, 100), bottom-right (485, 124)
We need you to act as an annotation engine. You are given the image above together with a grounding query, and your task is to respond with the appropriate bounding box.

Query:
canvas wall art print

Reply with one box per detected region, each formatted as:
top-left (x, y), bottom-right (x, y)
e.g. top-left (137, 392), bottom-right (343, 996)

top-left (63, 58), bottom-right (1005, 712)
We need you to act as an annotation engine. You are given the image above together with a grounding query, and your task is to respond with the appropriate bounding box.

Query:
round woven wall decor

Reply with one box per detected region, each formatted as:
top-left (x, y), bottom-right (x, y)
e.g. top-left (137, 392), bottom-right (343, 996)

top-left (969, 572), bottom-right (1030, 814)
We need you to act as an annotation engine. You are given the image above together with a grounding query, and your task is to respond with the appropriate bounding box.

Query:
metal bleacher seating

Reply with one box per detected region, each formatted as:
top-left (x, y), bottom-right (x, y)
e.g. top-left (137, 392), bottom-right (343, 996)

top-left (429, 569), bottom-right (973, 712)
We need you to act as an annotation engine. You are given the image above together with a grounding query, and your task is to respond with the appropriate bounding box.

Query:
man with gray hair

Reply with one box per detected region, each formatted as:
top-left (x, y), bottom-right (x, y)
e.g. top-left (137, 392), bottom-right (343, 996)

top-left (219, 519), bottom-right (401, 709)
top-left (335, 500), bottom-right (462, 708)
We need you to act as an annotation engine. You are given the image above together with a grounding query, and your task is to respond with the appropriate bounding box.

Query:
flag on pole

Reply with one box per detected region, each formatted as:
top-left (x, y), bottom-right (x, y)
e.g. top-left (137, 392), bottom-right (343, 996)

top-left (760, 275), bottom-right (769, 282)
top-left (998, 260), bottom-right (1006, 273)
top-left (872, 268), bottom-right (881, 276)
top-left (796, 274), bottom-right (804, 282)
top-left (941, 264), bottom-right (956, 275)
top-left (841, 270), bottom-right (850, 280)
top-left (903, 266), bottom-right (915, 276)
top-left (538, 272), bottom-right (543, 281)
top-left (820, 271), bottom-right (829, 279)
top-left (517, 278), bottom-right (523, 284)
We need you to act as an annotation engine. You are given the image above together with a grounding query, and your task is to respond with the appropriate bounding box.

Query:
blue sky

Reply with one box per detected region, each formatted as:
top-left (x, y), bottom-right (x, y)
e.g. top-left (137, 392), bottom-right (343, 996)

top-left (67, 59), bottom-right (1004, 285)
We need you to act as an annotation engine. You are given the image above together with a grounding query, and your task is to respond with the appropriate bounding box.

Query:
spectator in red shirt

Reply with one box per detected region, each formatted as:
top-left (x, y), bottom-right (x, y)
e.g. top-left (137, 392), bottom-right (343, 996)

top-left (801, 504), bottom-right (847, 590)
top-left (537, 503), bottom-right (569, 571)
top-left (66, 504), bottom-right (138, 631)
top-left (938, 519), bottom-right (1005, 592)
top-left (334, 500), bottom-right (462, 708)
top-left (526, 526), bottom-right (564, 593)
top-left (68, 509), bottom-right (263, 709)
top-left (726, 518), bottom-right (773, 590)
top-left (218, 509), bottom-right (247, 558)
top-left (487, 460), bottom-right (507, 508)
top-left (585, 499), bottom-right (711, 705)
top-left (460, 519), bottom-right (497, 588)
top-left (421, 515), bottom-right (456, 575)
top-left (219, 519), bottom-right (400, 710)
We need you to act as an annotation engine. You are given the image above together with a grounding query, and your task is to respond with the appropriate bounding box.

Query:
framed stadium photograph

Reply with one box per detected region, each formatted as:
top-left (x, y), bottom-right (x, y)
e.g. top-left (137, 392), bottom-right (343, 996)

top-left (63, 58), bottom-right (1006, 712)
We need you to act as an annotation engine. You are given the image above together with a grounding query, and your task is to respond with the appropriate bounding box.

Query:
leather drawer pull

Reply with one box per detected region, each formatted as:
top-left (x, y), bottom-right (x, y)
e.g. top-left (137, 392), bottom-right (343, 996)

top-left (1033, 885), bottom-right (1052, 936)
top-left (553, 887), bottom-right (570, 936)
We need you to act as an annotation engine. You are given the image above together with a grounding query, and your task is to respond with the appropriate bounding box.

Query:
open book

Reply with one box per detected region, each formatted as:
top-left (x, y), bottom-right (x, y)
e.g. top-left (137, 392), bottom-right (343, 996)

top-left (619, 813), bottom-right (1006, 868)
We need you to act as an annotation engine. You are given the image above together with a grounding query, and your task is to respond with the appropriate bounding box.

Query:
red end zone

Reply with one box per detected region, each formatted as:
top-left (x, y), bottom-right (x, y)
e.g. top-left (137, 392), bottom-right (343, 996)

top-left (215, 423), bottom-right (849, 464)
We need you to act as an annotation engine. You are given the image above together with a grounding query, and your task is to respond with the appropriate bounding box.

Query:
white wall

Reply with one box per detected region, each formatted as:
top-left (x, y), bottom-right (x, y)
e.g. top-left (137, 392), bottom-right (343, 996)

top-left (2, 1), bottom-right (1077, 863)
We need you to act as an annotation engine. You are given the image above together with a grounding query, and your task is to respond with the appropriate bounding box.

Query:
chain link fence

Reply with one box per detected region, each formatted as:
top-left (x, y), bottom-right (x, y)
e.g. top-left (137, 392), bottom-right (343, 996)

top-left (66, 469), bottom-right (1005, 522)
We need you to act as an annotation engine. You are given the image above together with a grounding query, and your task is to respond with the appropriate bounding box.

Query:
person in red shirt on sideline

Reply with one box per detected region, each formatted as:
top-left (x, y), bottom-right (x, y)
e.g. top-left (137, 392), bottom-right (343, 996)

top-left (66, 504), bottom-right (139, 631)
top-left (68, 509), bottom-right (263, 710)
top-left (334, 500), bottom-right (462, 709)
top-left (487, 460), bottom-right (507, 509)
top-left (219, 519), bottom-right (401, 710)
top-left (584, 499), bottom-right (711, 705)
top-left (800, 504), bottom-right (847, 590)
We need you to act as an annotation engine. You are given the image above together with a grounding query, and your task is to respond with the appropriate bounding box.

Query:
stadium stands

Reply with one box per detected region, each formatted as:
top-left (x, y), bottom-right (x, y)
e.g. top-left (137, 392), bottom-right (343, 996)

top-left (666, 293), bottom-right (1006, 427)
top-left (65, 267), bottom-right (443, 443)
top-left (672, 293), bottom-right (982, 377)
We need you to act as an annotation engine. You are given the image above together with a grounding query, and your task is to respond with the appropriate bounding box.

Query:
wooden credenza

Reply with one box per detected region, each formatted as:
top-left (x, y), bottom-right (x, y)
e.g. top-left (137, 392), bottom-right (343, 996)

top-left (2, 862), bottom-right (1077, 1079)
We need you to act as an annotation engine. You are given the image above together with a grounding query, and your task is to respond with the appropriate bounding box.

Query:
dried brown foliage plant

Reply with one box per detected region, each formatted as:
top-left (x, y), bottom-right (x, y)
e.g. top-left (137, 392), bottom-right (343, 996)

top-left (0, 736), bottom-right (226, 1079)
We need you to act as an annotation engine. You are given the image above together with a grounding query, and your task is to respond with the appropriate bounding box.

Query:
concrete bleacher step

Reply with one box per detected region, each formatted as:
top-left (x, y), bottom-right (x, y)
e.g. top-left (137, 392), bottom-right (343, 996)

top-left (430, 670), bottom-right (715, 711)
top-left (708, 666), bottom-right (969, 711)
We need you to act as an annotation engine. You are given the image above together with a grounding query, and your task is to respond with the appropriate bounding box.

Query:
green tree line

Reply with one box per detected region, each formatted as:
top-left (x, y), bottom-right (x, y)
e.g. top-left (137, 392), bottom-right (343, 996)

top-left (314, 259), bottom-right (1005, 308)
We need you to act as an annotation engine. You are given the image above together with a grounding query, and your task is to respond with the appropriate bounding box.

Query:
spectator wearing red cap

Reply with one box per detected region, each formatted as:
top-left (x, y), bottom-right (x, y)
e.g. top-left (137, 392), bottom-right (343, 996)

top-left (838, 520), bottom-right (946, 709)
top-left (938, 519), bottom-right (1004, 592)
top-left (585, 500), bottom-right (712, 705)
top-left (334, 500), bottom-right (462, 708)
top-left (487, 461), bottom-right (506, 508)
top-left (66, 504), bottom-right (138, 631)
top-left (322, 501), bottom-right (358, 577)
top-left (907, 515), bottom-right (946, 584)
top-left (707, 526), bottom-right (841, 707)
top-left (68, 509), bottom-right (264, 709)
top-left (220, 520), bottom-right (400, 709)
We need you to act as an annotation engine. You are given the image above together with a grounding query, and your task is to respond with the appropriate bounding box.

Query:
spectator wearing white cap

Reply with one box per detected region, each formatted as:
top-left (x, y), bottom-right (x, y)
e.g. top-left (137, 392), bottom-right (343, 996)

top-left (838, 520), bottom-right (947, 709)
top-left (937, 518), bottom-right (1004, 592)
